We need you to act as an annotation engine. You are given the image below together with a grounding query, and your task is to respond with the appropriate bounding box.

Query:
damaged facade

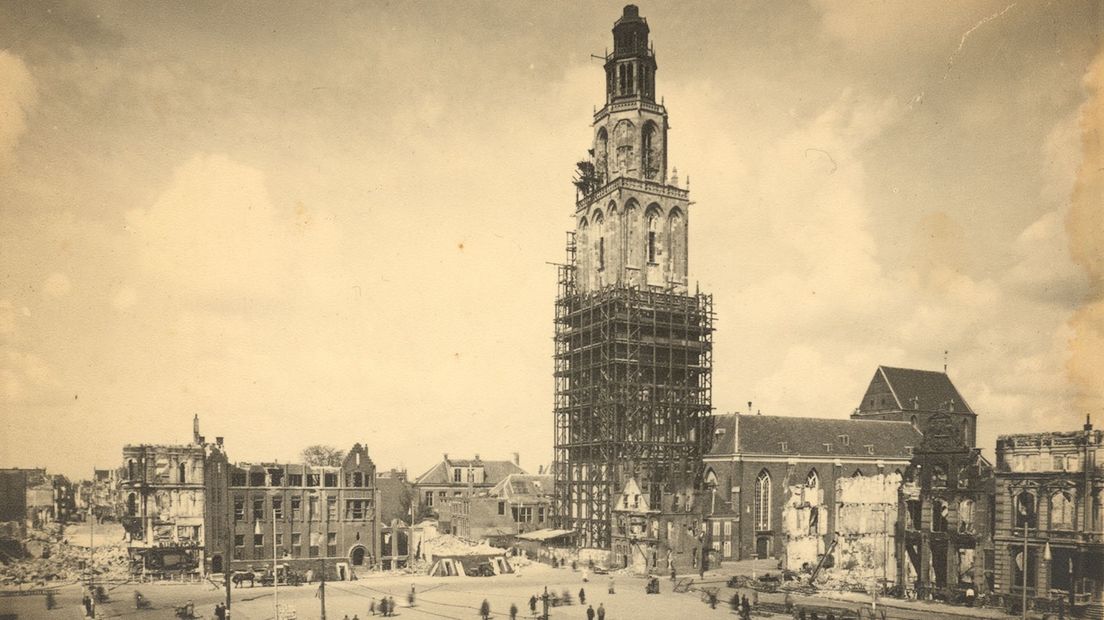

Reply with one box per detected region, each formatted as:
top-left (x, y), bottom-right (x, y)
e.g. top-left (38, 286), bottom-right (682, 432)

top-left (703, 412), bottom-right (919, 578)
top-left (438, 473), bottom-right (554, 544)
top-left (222, 442), bottom-right (380, 578)
top-left (897, 411), bottom-right (994, 601)
top-left (413, 454), bottom-right (526, 514)
top-left (120, 416), bottom-right (217, 578)
top-left (610, 477), bottom-right (705, 574)
top-left (992, 418), bottom-right (1103, 616)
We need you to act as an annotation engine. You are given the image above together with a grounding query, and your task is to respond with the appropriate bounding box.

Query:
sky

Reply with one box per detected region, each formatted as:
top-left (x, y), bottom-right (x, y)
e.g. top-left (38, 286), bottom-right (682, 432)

top-left (1, 1), bottom-right (1101, 480)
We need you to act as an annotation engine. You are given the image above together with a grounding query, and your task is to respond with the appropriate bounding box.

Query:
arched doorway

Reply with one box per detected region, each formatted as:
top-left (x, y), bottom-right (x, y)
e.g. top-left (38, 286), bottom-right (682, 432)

top-left (350, 545), bottom-right (367, 567)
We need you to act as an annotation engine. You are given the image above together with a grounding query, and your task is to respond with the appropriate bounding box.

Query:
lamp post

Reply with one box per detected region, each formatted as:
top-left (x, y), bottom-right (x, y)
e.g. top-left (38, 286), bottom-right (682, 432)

top-left (272, 507), bottom-right (279, 620)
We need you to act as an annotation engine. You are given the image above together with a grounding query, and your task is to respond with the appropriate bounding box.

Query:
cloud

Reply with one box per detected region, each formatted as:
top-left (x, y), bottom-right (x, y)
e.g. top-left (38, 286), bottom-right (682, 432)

top-left (0, 50), bottom-right (37, 167)
top-left (1065, 51), bottom-right (1104, 416)
top-left (42, 272), bottom-right (71, 298)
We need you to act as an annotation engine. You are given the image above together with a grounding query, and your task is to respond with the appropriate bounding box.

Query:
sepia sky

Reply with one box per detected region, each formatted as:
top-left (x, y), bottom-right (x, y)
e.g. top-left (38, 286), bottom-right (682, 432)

top-left (1, 1), bottom-right (1101, 479)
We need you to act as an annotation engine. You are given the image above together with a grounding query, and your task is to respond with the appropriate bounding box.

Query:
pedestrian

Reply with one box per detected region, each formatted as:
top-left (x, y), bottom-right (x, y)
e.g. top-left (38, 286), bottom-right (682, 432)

top-left (670, 567), bottom-right (677, 581)
top-left (82, 592), bottom-right (91, 617)
top-left (579, 587), bottom-right (586, 605)
top-left (343, 614), bottom-right (350, 620)
top-left (741, 595), bottom-right (751, 620)
top-left (380, 597), bottom-right (388, 617)
top-left (510, 602), bottom-right (518, 620)
top-left (353, 615), bottom-right (360, 620)
top-left (370, 598), bottom-right (376, 616)
top-left (529, 595), bottom-right (538, 614)
top-left (408, 586), bottom-right (416, 608)
top-left (707, 590), bottom-right (717, 609)
top-left (783, 592), bottom-right (794, 612)
top-left (572, 559), bottom-right (578, 571)
top-left (586, 604), bottom-right (595, 620)
top-left (597, 603), bottom-right (605, 620)
top-left (480, 598), bottom-right (491, 620)
top-left (45, 590), bottom-right (56, 610)
top-left (608, 577), bottom-right (615, 594)
top-left (730, 593), bottom-right (740, 614)
top-left (965, 585), bottom-right (976, 607)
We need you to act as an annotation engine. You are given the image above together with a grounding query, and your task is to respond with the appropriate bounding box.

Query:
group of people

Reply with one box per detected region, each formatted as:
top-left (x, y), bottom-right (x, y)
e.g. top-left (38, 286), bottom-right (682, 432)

top-left (365, 595), bottom-right (398, 616)
top-left (730, 592), bottom-right (756, 619)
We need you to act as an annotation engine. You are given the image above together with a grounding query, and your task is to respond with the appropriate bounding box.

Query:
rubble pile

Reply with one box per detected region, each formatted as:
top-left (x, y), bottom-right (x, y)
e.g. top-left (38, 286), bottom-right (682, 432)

top-left (0, 523), bottom-right (129, 587)
top-left (420, 534), bottom-right (506, 558)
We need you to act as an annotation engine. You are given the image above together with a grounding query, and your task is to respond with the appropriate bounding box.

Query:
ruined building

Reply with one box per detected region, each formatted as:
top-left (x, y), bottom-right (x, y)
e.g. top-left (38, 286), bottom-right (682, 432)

top-left (413, 453), bottom-right (527, 513)
top-left (120, 416), bottom-right (223, 578)
top-left (992, 419), bottom-right (1103, 617)
top-left (221, 443), bottom-right (380, 579)
top-left (703, 413), bottom-right (920, 577)
top-left (897, 410), bottom-right (994, 601)
top-left (553, 4), bottom-right (714, 550)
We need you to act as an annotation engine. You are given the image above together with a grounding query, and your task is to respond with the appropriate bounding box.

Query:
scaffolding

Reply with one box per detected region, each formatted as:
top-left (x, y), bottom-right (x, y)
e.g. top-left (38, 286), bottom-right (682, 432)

top-left (553, 233), bottom-right (714, 549)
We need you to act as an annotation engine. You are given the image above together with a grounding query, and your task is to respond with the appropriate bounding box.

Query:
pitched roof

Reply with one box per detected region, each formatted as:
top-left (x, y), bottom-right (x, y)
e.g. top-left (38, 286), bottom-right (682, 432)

top-left (414, 457), bottom-right (527, 486)
top-left (490, 474), bottom-right (553, 501)
top-left (861, 366), bottom-right (974, 414)
top-left (707, 414), bottom-right (921, 459)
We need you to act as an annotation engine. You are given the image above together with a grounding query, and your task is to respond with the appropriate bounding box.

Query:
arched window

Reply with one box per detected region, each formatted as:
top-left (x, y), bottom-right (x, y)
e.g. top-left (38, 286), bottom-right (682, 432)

top-left (595, 128), bottom-right (609, 182)
top-left (805, 469), bottom-right (819, 489)
top-left (178, 462), bottom-right (187, 484)
top-left (577, 217), bottom-right (590, 288)
top-left (667, 207), bottom-right (685, 281)
top-left (931, 465), bottom-right (947, 488)
top-left (645, 204), bottom-right (662, 264)
top-left (623, 199), bottom-right (640, 270)
top-left (591, 210), bottom-right (605, 279)
top-left (1051, 491), bottom-right (1074, 530)
top-left (605, 201), bottom-right (619, 276)
top-left (127, 492), bottom-right (138, 517)
top-left (1015, 491), bottom-right (1037, 529)
top-left (958, 499), bottom-right (976, 533)
top-left (613, 119), bottom-right (635, 173)
top-left (127, 459), bottom-right (138, 481)
top-left (754, 470), bottom-right (771, 531)
top-left (931, 499), bottom-right (948, 532)
top-left (704, 469), bottom-right (718, 488)
top-left (641, 122), bottom-right (660, 180)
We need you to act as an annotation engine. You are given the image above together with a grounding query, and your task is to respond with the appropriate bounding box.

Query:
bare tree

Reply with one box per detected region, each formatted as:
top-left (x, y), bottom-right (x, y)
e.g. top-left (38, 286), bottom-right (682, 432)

top-left (300, 445), bottom-right (345, 466)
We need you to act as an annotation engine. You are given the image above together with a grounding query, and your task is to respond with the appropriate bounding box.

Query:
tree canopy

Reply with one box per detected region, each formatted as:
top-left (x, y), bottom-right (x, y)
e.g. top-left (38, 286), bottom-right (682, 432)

top-left (300, 445), bottom-right (345, 466)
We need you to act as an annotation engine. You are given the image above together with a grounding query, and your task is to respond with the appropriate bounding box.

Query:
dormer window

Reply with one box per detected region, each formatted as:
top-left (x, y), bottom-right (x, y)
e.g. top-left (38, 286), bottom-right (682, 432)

top-left (904, 446), bottom-right (914, 456)
top-left (779, 441), bottom-right (788, 453)
top-left (823, 443), bottom-right (832, 453)
top-left (839, 435), bottom-right (850, 446)
top-left (865, 445), bottom-right (875, 455)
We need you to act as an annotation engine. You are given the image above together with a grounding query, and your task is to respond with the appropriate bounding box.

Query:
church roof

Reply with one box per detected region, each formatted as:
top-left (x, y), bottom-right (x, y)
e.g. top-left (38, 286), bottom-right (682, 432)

top-left (863, 366), bottom-right (974, 414)
top-left (707, 414), bottom-right (920, 459)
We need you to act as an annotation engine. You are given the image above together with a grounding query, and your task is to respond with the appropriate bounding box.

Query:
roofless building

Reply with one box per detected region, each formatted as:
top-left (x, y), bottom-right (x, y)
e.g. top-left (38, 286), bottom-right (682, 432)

top-left (553, 5), bottom-right (714, 549)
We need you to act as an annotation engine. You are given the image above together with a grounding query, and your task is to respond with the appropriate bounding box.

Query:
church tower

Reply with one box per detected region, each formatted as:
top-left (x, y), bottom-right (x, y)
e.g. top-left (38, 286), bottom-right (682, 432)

top-left (554, 5), bottom-right (714, 549)
top-left (574, 4), bottom-right (687, 294)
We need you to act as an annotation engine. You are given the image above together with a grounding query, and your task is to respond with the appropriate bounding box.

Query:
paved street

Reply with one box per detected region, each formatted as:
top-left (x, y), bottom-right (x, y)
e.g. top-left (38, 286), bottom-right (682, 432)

top-left (0, 563), bottom-right (1023, 620)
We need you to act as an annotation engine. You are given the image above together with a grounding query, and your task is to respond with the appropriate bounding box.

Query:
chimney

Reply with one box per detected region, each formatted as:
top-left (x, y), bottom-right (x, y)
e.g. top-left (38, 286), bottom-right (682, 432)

top-left (216, 436), bottom-right (224, 446)
top-left (192, 414), bottom-right (200, 444)
top-left (474, 454), bottom-right (480, 462)
top-left (443, 453), bottom-right (448, 461)
top-left (512, 452), bottom-right (520, 467)
top-left (1086, 414), bottom-right (1093, 432)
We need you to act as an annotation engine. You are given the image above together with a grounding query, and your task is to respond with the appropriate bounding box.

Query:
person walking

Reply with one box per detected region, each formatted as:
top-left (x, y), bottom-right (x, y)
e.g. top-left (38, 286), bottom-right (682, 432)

top-left (608, 577), bottom-right (615, 594)
top-left (586, 604), bottom-right (595, 620)
top-left (380, 596), bottom-right (389, 617)
top-left (670, 567), bottom-right (677, 582)
top-left (596, 603), bottom-right (605, 620)
top-left (730, 593), bottom-right (740, 614)
top-left (480, 598), bottom-right (491, 620)
top-left (509, 602), bottom-right (518, 620)
top-left (389, 597), bottom-right (397, 616)
top-left (579, 588), bottom-right (586, 605)
top-left (369, 598), bottom-right (376, 616)
top-left (529, 595), bottom-right (538, 614)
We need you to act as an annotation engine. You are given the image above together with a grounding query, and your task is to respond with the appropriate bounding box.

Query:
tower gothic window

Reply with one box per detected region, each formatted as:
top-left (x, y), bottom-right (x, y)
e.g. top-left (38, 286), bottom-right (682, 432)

top-left (641, 122), bottom-right (660, 180)
top-left (598, 237), bottom-right (605, 271)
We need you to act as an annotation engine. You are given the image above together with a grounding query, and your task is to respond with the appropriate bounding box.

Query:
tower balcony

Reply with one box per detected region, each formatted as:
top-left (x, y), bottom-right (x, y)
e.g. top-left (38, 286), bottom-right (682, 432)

top-left (594, 98), bottom-right (666, 123)
top-left (576, 175), bottom-right (689, 211)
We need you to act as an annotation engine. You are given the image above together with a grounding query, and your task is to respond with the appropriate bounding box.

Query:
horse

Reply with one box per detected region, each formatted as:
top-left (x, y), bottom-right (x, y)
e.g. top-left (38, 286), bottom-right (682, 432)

top-left (231, 571), bottom-right (255, 588)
